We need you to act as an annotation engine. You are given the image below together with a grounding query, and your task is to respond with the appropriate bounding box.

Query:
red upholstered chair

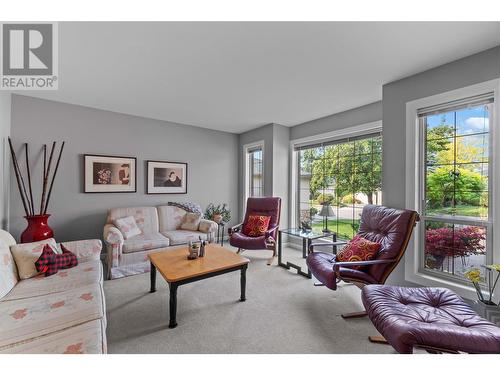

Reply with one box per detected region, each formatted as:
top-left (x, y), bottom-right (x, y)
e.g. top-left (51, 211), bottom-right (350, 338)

top-left (306, 204), bottom-right (419, 319)
top-left (228, 197), bottom-right (281, 265)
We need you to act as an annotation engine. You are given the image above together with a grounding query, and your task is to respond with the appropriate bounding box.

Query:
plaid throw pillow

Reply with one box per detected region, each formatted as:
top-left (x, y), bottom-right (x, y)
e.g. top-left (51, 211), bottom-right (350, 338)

top-left (242, 215), bottom-right (271, 237)
top-left (336, 235), bottom-right (381, 270)
top-left (35, 244), bottom-right (78, 277)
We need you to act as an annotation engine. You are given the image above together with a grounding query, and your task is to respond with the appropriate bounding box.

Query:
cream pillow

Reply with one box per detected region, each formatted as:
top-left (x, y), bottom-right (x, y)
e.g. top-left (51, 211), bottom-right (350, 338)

top-left (10, 238), bottom-right (59, 280)
top-left (180, 212), bottom-right (202, 231)
top-left (114, 216), bottom-right (141, 239)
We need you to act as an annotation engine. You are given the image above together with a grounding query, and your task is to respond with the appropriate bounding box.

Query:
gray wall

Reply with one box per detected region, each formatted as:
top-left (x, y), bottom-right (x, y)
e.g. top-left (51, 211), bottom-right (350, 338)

top-left (272, 124), bottom-right (290, 228)
top-left (290, 101), bottom-right (382, 140)
top-left (9, 95), bottom-right (239, 242)
top-left (0, 93), bottom-right (11, 230)
top-left (383, 45), bottom-right (500, 285)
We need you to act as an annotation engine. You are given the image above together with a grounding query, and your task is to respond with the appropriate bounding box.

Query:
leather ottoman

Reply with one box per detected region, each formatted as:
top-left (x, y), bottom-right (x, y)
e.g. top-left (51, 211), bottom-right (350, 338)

top-left (361, 285), bottom-right (500, 354)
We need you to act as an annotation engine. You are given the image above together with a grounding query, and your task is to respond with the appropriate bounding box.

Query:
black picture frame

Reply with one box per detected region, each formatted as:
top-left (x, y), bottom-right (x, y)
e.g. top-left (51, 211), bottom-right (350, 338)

top-left (146, 160), bottom-right (188, 194)
top-left (84, 154), bottom-right (137, 193)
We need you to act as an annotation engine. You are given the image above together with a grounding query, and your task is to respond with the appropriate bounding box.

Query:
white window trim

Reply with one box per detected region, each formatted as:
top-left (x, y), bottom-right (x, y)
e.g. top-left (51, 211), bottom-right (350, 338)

top-left (243, 140), bottom-right (265, 210)
top-left (405, 78), bottom-right (500, 300)
top-left (289, 120), bottom-right (383, 229)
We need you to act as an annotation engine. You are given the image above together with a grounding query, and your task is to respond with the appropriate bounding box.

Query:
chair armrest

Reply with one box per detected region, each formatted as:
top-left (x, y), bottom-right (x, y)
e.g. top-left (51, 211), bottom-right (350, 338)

top-left (199, 219), bottom-right (218, 233)
top-left (59, 239), bottom-right (102, 262)
top-left (228, 223), bottom-right (243, 235)
top-left (308, 241), bottom-right (348, 254)
top-left (264, 225), bottom-right (279, 239)
top-left (333, 258), bottom-right (395, 268)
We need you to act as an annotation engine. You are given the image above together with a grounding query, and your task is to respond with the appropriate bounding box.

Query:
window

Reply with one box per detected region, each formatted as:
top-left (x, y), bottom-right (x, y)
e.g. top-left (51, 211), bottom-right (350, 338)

top-left (295, 133), bottom-right (382, 239)
top-left (418, 94), bottom-right (493, 283)
top-left (247, 146), bottom-right (263, 197)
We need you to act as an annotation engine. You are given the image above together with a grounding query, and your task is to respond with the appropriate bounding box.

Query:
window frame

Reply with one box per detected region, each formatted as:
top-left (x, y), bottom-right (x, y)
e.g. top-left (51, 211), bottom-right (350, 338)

top-left (405, 79), bottom-right (500, 300)
top-left (243, 140), bottom-right (265, 208)
top-left (289, 121), bottom-right (383, 232)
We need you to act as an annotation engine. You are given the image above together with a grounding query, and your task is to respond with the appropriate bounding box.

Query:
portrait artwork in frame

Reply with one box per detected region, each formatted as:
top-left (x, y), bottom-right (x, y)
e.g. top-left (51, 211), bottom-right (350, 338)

top-left (84, 154), bottom-right (137, 193)
top-left (147, 160), bottom-right (187, 194)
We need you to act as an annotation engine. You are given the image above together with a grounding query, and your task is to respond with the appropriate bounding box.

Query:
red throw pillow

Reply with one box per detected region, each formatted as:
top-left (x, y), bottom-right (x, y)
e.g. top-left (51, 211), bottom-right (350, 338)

top-left (35, 244), bottom-right (78, 276)
top-left (336, 235), bottom-right (381, 270)
top-left (242, 215), bottom-right (271, 237)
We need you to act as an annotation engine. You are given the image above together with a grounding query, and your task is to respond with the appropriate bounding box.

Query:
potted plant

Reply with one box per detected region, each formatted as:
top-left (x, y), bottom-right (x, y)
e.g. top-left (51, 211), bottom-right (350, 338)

top-left (465, 265), bottom-right (500, 306)
top-left (204, 203), bottom-right (231, 224)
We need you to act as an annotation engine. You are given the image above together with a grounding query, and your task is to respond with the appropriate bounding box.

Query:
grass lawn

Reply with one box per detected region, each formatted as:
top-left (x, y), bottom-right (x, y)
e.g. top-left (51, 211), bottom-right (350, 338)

top-left (311, 219), bottom-right (360, 240)
top-left (426, 204), bottom-right (487, 218)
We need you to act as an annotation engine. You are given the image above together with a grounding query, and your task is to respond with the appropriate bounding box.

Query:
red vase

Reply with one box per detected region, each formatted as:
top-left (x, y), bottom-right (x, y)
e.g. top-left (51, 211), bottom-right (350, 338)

top-left (20, 214), bottom-right (54, 243)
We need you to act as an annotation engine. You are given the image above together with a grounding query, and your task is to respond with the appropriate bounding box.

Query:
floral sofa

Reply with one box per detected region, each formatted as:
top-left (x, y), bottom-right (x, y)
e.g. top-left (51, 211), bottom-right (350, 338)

top-left (0, 230), bottom-right (106, 354)
top-left (103, 205), bottom-right (218, 279)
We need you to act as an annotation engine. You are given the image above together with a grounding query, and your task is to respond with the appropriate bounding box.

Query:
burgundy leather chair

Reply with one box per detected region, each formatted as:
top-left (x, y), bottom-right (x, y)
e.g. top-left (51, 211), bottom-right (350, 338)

top-left (228, 197), bottom-right (281, 265)
top-left (306, 204), bottom-right (419, 318)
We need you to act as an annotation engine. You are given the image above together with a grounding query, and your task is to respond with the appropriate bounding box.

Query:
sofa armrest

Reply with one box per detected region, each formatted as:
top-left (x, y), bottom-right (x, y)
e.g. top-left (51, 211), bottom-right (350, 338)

top-left (103, 224), bottom-right (124, 268)
top-left (60, 239), bottom-right (102, 262)
top-left (199, 219), bottom-right (218, 233)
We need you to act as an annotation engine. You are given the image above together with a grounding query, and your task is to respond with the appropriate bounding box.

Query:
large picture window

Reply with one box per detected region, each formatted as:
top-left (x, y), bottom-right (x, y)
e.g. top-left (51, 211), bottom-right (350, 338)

top-left (419, 94), bottom-right (493, 283)
top-left (296, 133), bottom-right (382, 239)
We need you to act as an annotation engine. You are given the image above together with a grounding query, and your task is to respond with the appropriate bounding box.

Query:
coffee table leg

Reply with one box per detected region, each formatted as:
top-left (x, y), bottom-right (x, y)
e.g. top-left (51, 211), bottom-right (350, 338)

top-left (169, 282), bottom-right (178, 328)
top-left (240, 264), bottom-right (247, 302)
top-left (150, 262), bottom-right (156, 293)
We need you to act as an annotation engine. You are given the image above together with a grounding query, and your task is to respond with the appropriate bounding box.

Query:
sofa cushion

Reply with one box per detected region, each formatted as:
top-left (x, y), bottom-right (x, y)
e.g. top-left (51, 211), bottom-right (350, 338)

top-left (122, 233), bottom-right (170, 254)
top-left (2, 260), bottom-right (103, 302)
top-left (0, 318), bottom-right (106, 354)
top-left (161, 230), bottom-right (208, 245)
top-left (180, 212), bottom-right (201, 231)
top-left (0, 284), bottom-right (104, 349)
top-left (107, 206), bottom-right (159, 234)
top-left (113, 215), bottom-right (142, 239)
top-left (10, 238), bottom-right (60, 280)
top-left (0, 239), bottom-right (18, 300)
top-left (157, 205), bottom-right (186, 232)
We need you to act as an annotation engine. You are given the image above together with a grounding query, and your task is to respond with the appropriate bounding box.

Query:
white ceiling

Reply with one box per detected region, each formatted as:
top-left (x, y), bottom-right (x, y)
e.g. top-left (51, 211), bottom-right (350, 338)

top-left (21, 22), bottom-right (500, 133)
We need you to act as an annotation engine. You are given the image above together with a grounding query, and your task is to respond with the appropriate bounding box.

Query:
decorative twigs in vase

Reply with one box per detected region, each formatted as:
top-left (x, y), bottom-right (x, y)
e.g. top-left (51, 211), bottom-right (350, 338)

top-left (8, 138), bottom-right (65, 242)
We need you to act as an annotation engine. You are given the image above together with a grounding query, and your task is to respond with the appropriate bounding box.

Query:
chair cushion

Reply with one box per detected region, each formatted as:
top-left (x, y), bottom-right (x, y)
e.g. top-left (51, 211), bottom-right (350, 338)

top-left (229, 232), bottom-right (267, 250)
top-left (161, 230), bottom-right (208, 245)
top-left (336, 235), bottom-right (380, 270)
top-left (361, 285), bottom-right (500, 354)
top-left (306, 252), bottom-right (378, 289)
top-left (122, 233), bottom-right (169, 253)
top-left (242, 215), bottom-right (271, 237)
top-left (2, 260), bottom-right (103, 302)
top-left (0, 284), bottom-right (104, 349)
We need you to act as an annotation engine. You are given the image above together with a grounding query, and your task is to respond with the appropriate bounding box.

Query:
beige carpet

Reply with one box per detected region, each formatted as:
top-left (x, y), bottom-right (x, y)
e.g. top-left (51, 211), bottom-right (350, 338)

top-left (104, 247), bottom-right (397, 354)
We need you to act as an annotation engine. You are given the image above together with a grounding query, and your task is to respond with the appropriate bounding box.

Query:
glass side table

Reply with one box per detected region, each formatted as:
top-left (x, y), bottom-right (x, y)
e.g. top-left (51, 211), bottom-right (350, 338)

top-left (278, 228), bottom-right (347, 278)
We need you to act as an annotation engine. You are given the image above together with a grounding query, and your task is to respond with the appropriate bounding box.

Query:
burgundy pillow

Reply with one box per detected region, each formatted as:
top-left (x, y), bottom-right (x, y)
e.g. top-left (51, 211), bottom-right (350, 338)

top-left (336, 235), bottom-right (381, 270)
top-left (35, 244), bottom-right (78, 276)
top-left (242, 215), bottom-right (271, 237)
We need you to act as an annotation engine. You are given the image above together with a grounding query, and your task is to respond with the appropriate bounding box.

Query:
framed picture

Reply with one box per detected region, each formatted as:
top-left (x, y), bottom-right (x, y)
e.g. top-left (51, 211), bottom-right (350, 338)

top-left (84, 154), bottom-right (137, 193)
top-left (147, 160), bottom-right (187, 194)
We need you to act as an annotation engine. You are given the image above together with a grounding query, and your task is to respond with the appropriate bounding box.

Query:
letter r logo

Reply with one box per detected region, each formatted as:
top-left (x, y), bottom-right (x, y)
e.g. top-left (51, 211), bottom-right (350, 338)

top-left (2, 24), bottom-right (53, 75)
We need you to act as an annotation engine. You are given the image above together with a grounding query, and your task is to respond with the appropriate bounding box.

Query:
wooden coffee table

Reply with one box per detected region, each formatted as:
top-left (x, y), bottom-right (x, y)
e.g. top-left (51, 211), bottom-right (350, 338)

top-left (148, 244), bottom-right (249, 328)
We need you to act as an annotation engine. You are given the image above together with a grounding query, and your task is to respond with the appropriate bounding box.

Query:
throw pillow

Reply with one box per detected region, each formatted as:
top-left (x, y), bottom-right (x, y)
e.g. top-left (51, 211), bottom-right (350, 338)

top-left (336, 235), bottom-right (381, 270)
top-left (10, 238), bottom-right (60, 279)
top-left (35, 244), bottom-right (78, 277)
top-left (180, 212), bottom-right (202, 231)
top-left (242, 215), bottom-right (271, 237)
top-left (114, 216), bottom-right (141, 239)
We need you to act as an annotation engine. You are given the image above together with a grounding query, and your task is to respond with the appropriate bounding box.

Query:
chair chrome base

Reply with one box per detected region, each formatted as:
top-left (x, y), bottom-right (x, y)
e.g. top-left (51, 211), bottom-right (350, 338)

top-left (341, 310), bottom-right (368, 319)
